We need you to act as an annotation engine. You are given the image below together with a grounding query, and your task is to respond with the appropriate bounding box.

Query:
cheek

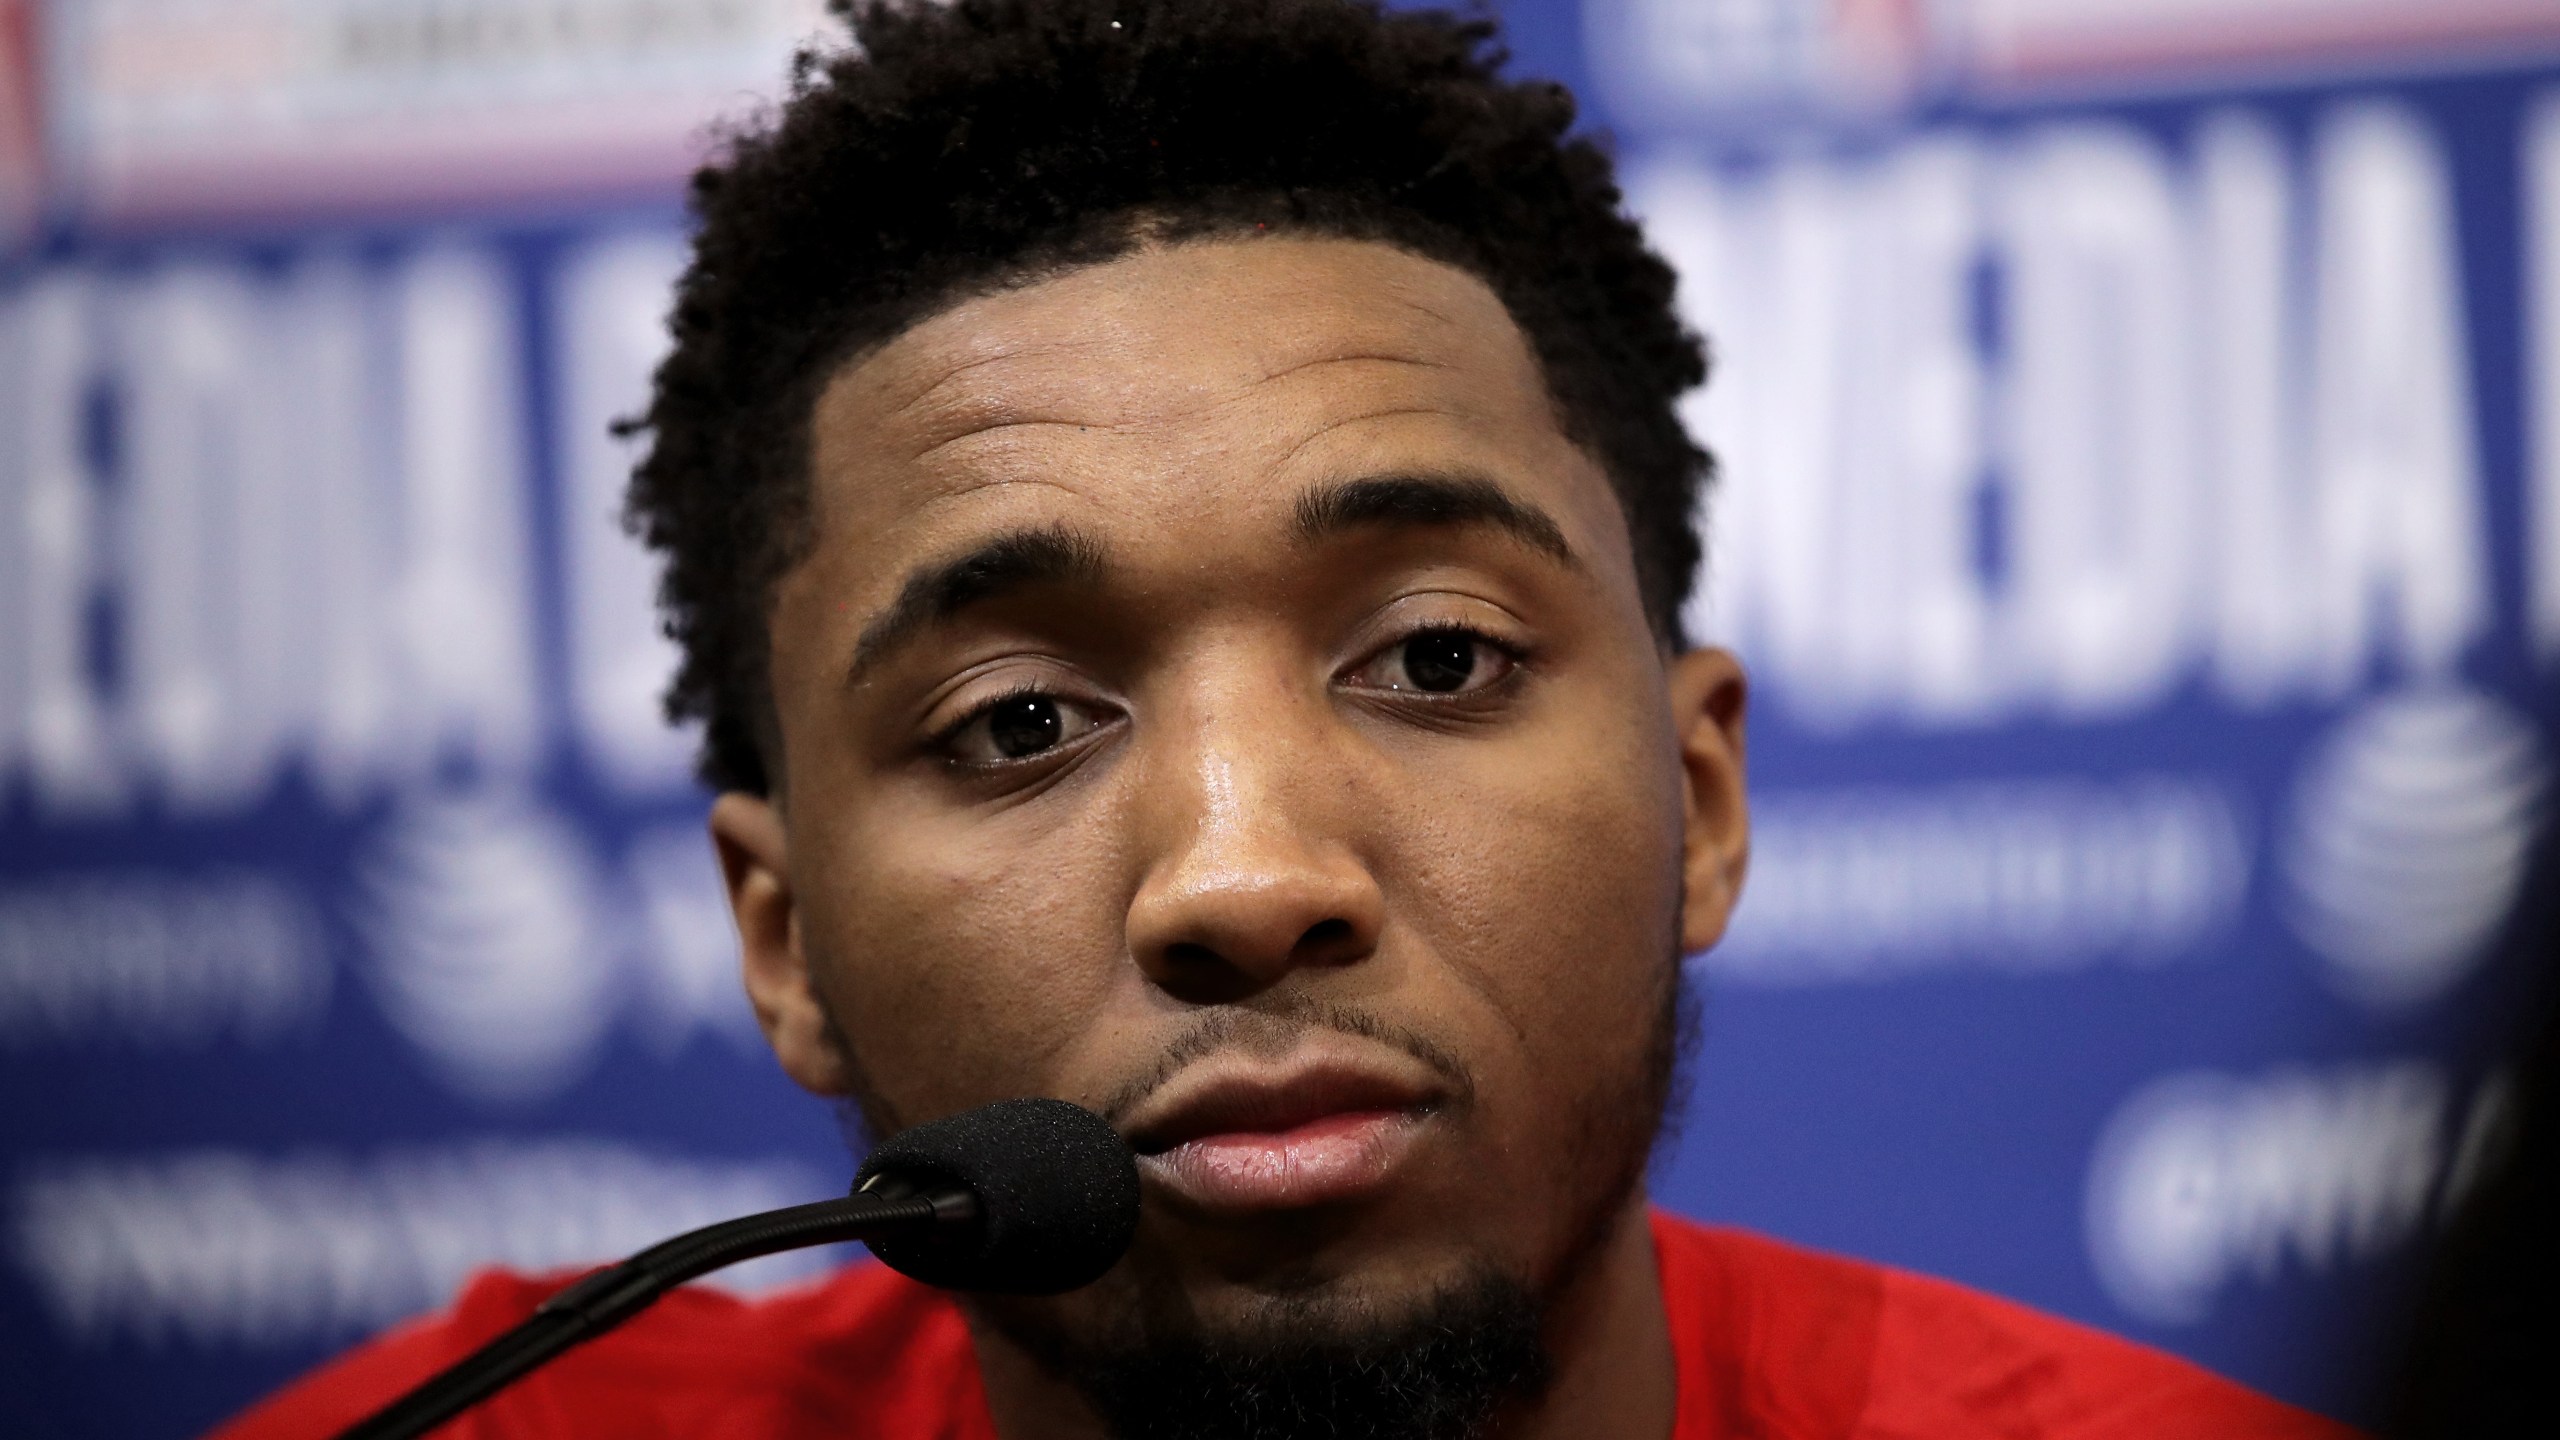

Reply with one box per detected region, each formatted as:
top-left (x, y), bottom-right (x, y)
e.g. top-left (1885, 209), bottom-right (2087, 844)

top-left (1386, 707), bottom-right (1685, 1065)
top-left (794, 794), bottom-right (1137, 1121)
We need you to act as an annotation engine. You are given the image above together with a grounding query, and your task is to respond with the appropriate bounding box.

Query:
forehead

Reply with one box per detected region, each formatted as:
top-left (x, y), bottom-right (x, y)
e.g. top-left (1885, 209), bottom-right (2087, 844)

top-left (820, 237), bottom-right (1546, 448)
top-left (794, 237), bottom-right (1628, 613)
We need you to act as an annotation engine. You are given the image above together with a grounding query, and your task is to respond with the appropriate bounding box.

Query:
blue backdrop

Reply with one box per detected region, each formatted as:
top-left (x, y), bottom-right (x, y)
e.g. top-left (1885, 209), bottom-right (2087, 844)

top-left (5, 2), bottom-right (2557, 1434)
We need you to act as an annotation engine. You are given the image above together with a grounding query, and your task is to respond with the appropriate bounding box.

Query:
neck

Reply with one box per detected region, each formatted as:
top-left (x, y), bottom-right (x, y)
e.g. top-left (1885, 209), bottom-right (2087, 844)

top-left (967, 1195), bottom-right (1676, 1440)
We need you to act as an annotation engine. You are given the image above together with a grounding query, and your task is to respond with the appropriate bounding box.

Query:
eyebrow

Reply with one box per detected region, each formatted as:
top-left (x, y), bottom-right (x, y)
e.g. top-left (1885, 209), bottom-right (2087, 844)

top-left (1291, 473), bottom-right (1579, 568)
top-left (846, 523), bottom-right (1108, 680)
top-left (844, 474), bottom-right (1572, 682)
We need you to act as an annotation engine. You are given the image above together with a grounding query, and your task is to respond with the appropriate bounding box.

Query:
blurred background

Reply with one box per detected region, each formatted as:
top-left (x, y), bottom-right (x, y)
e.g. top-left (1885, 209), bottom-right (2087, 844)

top-left (3, 0), bottom-right (2556, 1433)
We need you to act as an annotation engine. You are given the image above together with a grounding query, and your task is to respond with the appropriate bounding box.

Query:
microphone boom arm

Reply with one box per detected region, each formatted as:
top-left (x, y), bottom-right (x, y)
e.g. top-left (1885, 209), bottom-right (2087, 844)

top-left (334, 1187), bottom-right (978, 1440)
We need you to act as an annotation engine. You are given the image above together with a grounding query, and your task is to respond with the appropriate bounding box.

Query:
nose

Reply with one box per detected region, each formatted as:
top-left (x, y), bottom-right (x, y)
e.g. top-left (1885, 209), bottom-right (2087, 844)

top-left (1124, 700), bottom-right (1385, 1005)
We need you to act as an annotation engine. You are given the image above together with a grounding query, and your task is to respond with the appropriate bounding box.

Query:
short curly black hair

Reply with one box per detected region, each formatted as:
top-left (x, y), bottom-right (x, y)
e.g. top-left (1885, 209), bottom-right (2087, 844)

top-left (625, 0), bottom-right (1711, 795)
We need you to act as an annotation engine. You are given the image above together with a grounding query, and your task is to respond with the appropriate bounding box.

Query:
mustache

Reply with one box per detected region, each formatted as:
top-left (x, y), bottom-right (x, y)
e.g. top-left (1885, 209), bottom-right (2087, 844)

top-left (1093, 997), bottom-right (1477, 1128)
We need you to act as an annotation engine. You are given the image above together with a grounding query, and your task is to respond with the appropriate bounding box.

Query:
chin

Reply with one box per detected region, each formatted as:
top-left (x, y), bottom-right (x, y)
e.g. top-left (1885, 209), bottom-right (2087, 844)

top-left (1002, 1213), bottom-right (1511, 1340)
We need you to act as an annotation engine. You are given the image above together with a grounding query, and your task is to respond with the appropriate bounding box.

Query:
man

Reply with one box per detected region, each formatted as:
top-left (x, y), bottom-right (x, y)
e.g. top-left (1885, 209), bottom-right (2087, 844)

top-left (222, 2), bottom-right (2353, 1436)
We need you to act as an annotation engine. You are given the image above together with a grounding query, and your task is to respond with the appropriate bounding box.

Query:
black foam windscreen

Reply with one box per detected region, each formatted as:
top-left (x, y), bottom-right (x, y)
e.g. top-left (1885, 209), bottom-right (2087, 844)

top-left (853, 1097), bottom-right (1141, 1294)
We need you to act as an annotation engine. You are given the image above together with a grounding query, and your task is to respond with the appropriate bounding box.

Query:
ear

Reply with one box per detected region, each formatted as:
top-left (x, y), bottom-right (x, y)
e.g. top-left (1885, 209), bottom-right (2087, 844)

top-left (1666, 647), bottom-right (1749, 955)
top-left (709, 792), bottom-right (859, 1096)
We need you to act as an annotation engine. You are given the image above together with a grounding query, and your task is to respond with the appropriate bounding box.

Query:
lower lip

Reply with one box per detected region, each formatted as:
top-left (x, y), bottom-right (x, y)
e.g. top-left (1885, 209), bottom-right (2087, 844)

top-left (1142, 1109), bottom-right (1423, 1211)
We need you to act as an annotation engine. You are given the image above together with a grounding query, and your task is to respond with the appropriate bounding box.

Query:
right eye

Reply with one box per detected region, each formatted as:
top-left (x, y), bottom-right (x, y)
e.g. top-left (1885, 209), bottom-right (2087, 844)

top-left (1342, 626), bottom-right (1517, 698)
top-left (943, 693), bottom-right (1109, 765)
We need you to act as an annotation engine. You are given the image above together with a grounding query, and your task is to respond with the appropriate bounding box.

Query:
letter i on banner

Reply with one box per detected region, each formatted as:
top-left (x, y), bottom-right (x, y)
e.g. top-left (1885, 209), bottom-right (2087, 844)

top-left (2309, 105), bottom-right (2486, 689)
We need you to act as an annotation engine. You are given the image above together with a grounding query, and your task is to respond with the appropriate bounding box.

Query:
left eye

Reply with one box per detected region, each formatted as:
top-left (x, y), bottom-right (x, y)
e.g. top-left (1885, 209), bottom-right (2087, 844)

top-left (1351, 629), bottom-right (1513, 695)
top-left (946, 694), bottom-right (1107, 764)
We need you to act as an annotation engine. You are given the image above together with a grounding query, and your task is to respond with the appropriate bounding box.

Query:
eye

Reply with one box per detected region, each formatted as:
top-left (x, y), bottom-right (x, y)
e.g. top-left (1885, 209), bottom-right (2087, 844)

top-left (944, 693), bottom-right (1108, 765)
top-left (1350, 628), bottom-right (1516, 695)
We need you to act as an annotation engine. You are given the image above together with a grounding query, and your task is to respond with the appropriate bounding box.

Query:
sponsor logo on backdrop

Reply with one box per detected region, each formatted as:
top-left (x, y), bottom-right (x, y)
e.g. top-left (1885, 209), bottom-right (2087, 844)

top-left (2280, 687), bottom-right (2549, 1009)
top-left (1705, 775), bottom-right (2246, 981)
top-left (2084, 1062), bottom-right (2511, 1325)
top-left (356, 790), bottom-right (760, 1101)
top-left (12, 1144), bottom-right (832, 1346)
top-left (1586, 0), bottom-right (1938, 129)
top-left (0, 873), bottom-right (326, 1047)
top-left (356, 788), bottom-right (617, 1103)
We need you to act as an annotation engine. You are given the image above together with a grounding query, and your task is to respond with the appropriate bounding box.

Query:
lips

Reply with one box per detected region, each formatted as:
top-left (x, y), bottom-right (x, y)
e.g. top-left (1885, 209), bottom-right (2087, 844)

top-left (1121, 1058), bottom-right (1443, 1213)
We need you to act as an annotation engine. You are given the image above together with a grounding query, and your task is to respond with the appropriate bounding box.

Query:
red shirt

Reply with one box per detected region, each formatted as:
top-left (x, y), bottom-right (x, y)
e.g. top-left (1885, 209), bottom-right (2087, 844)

top-left (215, 1212), bottom-right (2353, 1439)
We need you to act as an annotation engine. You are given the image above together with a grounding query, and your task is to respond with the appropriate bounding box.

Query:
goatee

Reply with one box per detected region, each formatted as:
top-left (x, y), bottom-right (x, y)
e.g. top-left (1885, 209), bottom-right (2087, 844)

top-left (1004, 1265), bottom-right (1551, 1440)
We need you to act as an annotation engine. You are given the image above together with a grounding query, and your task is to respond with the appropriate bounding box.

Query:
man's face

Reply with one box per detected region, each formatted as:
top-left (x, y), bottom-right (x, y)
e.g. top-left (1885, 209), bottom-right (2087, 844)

top-left (716, 237), bottom-right (1746, 1354)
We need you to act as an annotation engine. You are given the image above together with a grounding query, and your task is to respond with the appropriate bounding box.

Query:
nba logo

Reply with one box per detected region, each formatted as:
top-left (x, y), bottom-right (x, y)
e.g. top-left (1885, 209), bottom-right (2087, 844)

top-left (1587, 0), bottom-right (1937, 130)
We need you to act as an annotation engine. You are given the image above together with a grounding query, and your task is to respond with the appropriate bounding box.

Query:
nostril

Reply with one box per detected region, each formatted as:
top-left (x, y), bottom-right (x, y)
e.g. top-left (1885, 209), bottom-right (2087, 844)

top-left (1147, 940), bottom-right (1268, 1006)
top-left (1295, 917), bottom-right (1358, 960)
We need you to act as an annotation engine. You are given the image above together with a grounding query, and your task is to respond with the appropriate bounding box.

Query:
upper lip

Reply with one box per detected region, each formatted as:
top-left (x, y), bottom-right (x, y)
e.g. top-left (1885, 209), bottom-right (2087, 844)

top-left (1119, 1046), bottom-right (1446, 1156)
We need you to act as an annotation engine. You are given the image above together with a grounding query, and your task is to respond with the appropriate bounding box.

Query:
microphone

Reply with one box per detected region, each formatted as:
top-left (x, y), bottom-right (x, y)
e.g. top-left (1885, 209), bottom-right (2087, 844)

top-left (857, 1095), bottom-right (1144, 1293)
top-left (336, 1098), bottom-right (1139, 1440)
